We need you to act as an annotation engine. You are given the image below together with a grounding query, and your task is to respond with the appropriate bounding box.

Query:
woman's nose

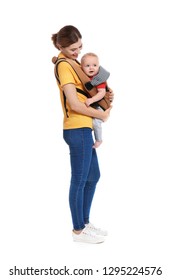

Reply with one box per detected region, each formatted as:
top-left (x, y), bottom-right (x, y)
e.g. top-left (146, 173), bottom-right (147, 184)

top-left (74, 50), bottom-right (81, 55)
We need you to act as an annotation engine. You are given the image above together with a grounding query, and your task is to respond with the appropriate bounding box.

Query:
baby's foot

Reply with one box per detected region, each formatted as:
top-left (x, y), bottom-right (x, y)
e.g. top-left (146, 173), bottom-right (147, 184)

top-left (93, 141), bottom-right (102, 148)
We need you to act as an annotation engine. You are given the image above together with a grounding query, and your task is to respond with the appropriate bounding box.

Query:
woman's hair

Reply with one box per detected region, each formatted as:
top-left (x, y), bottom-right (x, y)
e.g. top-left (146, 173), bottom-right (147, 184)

top-left (51, 25), bottom-right (82, 50)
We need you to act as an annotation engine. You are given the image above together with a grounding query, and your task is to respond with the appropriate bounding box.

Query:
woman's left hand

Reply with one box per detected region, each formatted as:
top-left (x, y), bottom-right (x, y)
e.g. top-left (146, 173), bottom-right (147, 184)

top-left (106, 88), bottom-right (114, 103)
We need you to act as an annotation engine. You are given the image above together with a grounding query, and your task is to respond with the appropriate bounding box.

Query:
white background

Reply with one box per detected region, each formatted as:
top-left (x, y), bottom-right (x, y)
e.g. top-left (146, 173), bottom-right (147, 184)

top-left (0, 0), bottom-right (170, 279)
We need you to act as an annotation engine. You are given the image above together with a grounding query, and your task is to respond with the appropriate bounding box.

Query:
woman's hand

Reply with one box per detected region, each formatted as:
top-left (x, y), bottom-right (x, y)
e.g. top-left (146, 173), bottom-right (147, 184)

top-left (106, 88), bottom-right (114, 103)
top-left (102, 106), bottom-right (112, 122)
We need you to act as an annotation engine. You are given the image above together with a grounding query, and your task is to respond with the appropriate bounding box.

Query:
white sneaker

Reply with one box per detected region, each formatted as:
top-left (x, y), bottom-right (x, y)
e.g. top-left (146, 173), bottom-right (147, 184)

top-left (72, 227), bottom-right (105, 244)
top-left (85, 223), bottom-right (108, 236)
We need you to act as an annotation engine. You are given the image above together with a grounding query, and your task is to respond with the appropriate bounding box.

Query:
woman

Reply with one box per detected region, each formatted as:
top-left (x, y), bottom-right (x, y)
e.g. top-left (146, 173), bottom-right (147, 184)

top-left (51, 25), bottom-right (113, 244)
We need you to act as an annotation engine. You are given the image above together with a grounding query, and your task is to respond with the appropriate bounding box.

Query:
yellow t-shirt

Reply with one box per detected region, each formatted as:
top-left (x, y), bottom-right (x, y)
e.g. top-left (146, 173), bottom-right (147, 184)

top-left (55, 53), bottom-right (93, 130)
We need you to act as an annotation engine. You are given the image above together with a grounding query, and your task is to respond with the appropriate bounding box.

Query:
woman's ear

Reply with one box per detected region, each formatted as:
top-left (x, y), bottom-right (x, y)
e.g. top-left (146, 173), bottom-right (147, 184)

top-left (57, 44), bottom-right (62, 50)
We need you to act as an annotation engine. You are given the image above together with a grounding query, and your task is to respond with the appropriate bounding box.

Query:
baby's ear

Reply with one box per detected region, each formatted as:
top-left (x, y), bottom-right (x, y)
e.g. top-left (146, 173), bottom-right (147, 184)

top-left (85, 82), bottom-right (94, 90)
top-left (52, 56), bottom-right (57, 64)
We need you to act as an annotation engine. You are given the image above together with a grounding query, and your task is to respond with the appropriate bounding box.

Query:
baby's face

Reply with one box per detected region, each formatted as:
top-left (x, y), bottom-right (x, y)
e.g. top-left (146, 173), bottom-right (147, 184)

top-left (81, 56), bottom-right (99, 77)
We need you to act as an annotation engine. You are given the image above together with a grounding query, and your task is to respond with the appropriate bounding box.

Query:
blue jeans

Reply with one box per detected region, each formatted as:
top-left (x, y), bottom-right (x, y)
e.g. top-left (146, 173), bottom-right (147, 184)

top-left (63, 128), bottom-right (100, 230)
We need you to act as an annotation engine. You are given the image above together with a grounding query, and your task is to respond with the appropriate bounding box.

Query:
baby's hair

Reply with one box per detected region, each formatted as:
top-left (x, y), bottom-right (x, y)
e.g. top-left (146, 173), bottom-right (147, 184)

top-left (81, 52), bottom-right (98, 64)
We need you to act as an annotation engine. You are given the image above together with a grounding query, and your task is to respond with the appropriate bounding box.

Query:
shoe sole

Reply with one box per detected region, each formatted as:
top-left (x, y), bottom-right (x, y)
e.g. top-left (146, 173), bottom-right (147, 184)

top-left (73, 239), bottom-right (104, 244)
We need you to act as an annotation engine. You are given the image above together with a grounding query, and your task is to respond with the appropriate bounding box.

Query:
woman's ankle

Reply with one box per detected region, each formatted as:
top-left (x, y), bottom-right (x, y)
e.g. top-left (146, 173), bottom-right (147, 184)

top-left (73, 228), bottom-right (84, 235)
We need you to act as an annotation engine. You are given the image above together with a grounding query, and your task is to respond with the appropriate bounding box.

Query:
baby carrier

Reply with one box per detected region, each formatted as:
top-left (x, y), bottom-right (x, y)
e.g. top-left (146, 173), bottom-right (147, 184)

top-left (52, 56), bottom-right (111, 111)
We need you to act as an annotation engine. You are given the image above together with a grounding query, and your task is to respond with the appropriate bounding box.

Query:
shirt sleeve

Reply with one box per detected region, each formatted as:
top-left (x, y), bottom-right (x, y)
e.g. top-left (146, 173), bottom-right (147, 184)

top-left (96, 82), bottom-right (107, 89)
top-left (58, 61), bottom-right (76, 87)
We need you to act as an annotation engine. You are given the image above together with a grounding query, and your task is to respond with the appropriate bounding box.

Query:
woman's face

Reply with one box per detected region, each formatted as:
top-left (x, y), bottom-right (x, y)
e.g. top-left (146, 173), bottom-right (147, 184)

top-left (60, 38), bottom-right (82, 60)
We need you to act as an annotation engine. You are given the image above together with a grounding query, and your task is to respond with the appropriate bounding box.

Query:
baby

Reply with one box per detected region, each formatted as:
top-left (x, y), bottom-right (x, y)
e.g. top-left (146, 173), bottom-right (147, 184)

top-left (81, 52), bottom-right (110, 148)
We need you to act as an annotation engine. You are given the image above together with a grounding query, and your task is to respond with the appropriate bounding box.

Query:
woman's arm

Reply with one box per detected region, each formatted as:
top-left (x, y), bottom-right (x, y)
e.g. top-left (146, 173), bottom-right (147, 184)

top-left (63, 84), bottom-right (111, 122)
